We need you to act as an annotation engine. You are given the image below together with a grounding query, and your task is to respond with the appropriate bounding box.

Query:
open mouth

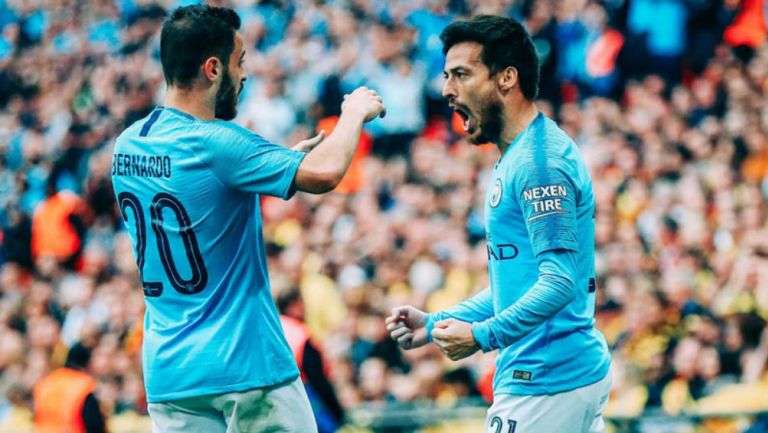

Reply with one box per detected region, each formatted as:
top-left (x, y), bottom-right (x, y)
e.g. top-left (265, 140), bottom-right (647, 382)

top-left (452, 105), bottom-right (477, 134)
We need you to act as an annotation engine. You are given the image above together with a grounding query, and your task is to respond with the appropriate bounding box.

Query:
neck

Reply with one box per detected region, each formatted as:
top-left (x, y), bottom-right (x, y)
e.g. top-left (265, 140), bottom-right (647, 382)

top-left (496, 100), bottom-right (539, 154)
top-left (163, 85), bottom-right (216, 120)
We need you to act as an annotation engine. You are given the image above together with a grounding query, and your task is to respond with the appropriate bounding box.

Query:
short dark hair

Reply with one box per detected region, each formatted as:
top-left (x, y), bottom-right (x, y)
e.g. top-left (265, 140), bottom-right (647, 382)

top-left (277, 287), bottom-right (301, 314)
top-left (440, 15), bottom-right (540, 100)
top-left (160, 5), bottom-right (241, 87)
top-left (65, 343), bottom-right (91, 370)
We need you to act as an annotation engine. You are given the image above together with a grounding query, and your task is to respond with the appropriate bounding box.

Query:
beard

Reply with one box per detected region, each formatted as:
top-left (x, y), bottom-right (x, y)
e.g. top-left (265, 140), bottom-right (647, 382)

top-left (470, 97), bottom-right (504, 145)
top-left (214, 69), bottom-right (239, 120)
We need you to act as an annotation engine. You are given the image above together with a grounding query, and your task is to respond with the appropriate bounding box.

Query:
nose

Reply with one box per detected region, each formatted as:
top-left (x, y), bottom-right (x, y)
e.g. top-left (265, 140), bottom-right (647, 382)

top-left (442, 77), bottom-right (456, 100)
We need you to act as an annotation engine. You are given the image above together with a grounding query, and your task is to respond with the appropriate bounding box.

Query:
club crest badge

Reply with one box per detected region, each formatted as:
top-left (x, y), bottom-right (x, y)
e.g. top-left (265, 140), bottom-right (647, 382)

top-left (490, 178), bottom-right (502, 208)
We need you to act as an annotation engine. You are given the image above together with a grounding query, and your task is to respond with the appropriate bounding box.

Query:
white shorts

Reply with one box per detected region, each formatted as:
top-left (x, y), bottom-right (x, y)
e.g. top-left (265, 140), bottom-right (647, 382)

top-left (485, 372), bottom-right (612, 433)
top-left (148, 377), bottom-right (318, 433)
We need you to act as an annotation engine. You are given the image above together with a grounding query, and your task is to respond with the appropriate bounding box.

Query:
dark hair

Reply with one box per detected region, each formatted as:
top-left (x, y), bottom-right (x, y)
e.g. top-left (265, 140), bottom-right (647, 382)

top-left (160, 5), bottom-right (241, 87)
top-left (440, 15), bottom-right (540, 100)
top-left (65, 343), bottom-right (91, 370)
top-left (738, 312), bottom-right (767, 349)
top-left (277, 287), bottom-right (302, 314)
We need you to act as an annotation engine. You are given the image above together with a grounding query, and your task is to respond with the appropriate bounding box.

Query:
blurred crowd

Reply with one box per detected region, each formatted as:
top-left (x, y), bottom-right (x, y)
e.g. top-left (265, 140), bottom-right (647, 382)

top-left (0, 0), bottom-right (767, 432)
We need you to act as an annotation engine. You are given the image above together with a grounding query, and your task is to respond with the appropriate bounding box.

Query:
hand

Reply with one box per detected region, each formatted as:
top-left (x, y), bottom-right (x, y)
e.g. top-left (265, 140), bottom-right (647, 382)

top-left (385, 305), bottom-right (428, 350)
top-left (431, 318), bottom-right (480, 361)
top-left (342, 86), bottom-right (386, 123)
top-left (291, 130), bottom-right (325, 153)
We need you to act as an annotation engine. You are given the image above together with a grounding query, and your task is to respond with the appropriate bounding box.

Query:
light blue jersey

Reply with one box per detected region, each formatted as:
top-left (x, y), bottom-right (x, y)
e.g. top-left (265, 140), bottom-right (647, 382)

top-left (112, 106), bottom-right (304, 403)
top-left (427, 113), bottom-right (610, 395)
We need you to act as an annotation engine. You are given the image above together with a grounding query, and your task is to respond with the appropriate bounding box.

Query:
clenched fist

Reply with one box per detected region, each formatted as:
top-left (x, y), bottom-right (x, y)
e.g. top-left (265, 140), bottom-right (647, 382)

top-left (385, 305), bottom-right (428, 350)
top-left (342, 86), bottom-right (386, 123)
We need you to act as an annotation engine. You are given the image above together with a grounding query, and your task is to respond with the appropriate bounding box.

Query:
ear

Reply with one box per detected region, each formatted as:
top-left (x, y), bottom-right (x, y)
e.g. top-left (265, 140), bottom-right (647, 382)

top-left (202, 57), bottom-right (223, 83)
top-left (497, 66), bottom-right (518, 94)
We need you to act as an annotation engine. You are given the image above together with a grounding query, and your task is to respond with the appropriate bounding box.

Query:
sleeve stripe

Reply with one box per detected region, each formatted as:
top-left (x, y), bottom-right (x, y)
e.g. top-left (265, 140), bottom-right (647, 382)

top-left (527, 210), bottom-right (569, 222)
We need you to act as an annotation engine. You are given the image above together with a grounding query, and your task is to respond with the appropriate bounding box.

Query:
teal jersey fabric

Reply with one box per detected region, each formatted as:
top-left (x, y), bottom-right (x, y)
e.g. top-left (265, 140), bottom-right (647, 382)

top-left (112, 107), bottom-right (304, 403)
top-left (427, 113), bottom-right (610, 395)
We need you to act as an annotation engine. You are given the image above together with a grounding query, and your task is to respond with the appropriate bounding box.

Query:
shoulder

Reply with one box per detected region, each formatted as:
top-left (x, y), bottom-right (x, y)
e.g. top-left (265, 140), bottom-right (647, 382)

top-left (197, 120), bottom-right (272, 148)
top-left (541, 116), bottom-right (576, 150)
top-left (57, 190), bottom-right (85, 207)
top-left (514, 116), bottom-right (579, 174)
top-left (506, 117), bottom-right (584, 194)
top-left (115, 115), bottom-right (149, 143)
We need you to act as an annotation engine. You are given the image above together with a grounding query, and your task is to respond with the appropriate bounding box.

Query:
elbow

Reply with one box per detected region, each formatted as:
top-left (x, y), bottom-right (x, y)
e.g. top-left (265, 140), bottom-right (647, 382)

top-left (302, 170), bottom-right (343, 194)
top-left (563, 279), bottom-right (578, 302)
top-left (313, 170), bottom-right (343, 193)
top-left (296, 151), bottom-right (347, 193)
top-left (557, 274), bottom-right (578, 300)
top-left (537, 250), bottom-right (579, 304)
top-left (541, 272), bottom-right (578, 303)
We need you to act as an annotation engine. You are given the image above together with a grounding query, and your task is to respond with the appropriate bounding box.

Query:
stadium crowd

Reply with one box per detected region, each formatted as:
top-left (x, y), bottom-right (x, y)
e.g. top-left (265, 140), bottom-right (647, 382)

top-left (0, 0), bottom-right (767, 432)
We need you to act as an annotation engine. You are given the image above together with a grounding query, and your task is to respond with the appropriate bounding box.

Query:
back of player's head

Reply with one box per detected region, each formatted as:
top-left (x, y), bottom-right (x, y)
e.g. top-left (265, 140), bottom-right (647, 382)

top-left (160, 5), bottom-right (241, 88)
top-left (440, 15), bottom-right (540, 100)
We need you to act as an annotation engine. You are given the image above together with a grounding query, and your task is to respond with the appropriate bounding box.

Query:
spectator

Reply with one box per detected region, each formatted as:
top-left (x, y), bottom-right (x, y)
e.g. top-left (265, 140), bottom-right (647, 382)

top-left (32, 343), bottom-right (106, 433)
top-left (278, 288), bottom-right (345, 433)
top-left (30, 175), bottom-right (89, 271)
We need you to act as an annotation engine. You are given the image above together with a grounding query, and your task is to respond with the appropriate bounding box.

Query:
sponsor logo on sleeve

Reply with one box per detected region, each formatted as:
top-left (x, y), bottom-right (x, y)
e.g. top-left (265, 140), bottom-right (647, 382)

top-left (522, 183), bottom-right (569, 221)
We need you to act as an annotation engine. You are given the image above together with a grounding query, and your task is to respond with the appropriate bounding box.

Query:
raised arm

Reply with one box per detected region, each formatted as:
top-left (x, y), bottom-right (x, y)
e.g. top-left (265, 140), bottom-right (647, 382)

top-left (293, 87), bottom-right (385, 193)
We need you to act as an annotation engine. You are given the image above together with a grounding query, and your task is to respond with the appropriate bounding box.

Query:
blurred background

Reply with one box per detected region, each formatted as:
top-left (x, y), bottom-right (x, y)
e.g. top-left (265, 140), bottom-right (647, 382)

top-left (0, 0), bottom-right (767, 432)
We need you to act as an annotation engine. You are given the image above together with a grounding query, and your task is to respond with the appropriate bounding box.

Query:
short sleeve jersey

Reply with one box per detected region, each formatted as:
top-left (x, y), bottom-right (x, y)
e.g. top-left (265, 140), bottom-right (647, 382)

top-left (111, 106), bottom-right (304, 403)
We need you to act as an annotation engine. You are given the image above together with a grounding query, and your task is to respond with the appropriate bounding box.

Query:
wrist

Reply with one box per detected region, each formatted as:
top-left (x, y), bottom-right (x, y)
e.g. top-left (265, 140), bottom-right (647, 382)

top-left (471, 321), bottom-right (497, 352)
top-left (340, 107), bottom-right (367, 123)
top-left (425, 313), bottom-right (437, 343)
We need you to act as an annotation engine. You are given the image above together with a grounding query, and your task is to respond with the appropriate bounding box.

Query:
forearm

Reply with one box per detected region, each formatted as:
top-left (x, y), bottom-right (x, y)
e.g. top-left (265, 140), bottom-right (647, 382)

top-left (426, 288), bottom-right (493, 342)
top-left (472, 249), bottom-right (578, 351)
top-left (297, 110), bottom-right (365, 192)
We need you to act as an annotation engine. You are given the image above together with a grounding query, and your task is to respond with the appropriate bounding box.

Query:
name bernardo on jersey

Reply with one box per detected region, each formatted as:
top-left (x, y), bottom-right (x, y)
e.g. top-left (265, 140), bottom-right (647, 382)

top-left (522, 183), bottom-right (568, 220)
top-left (112, 153), bottom-right (172, 178)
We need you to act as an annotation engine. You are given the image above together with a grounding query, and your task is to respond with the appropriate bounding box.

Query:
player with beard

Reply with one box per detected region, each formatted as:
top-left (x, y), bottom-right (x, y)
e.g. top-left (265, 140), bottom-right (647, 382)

top-left (386, 15), bottom-right (612, 433)
top-left (111, 5), bottom-right (384, 433)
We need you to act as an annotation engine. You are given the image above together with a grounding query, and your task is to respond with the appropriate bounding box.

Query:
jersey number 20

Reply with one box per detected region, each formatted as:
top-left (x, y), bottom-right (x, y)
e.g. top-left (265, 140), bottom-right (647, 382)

top-left (118, 192), bottom-right (208, 297)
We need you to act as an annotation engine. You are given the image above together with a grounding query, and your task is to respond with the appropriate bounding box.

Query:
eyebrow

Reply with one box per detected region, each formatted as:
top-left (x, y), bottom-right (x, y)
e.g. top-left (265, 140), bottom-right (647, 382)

top-left (444, 66), bottom-right (469, 75)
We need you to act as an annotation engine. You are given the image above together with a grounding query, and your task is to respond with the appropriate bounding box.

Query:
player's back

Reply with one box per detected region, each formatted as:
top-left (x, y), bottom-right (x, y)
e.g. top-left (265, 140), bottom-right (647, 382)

top-left (112, 106), bottom-right (302, 403)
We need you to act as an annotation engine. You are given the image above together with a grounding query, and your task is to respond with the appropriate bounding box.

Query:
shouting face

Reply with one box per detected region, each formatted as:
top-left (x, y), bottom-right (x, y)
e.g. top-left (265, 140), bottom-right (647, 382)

top-left (442, 42), bottom-right (505, 145)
